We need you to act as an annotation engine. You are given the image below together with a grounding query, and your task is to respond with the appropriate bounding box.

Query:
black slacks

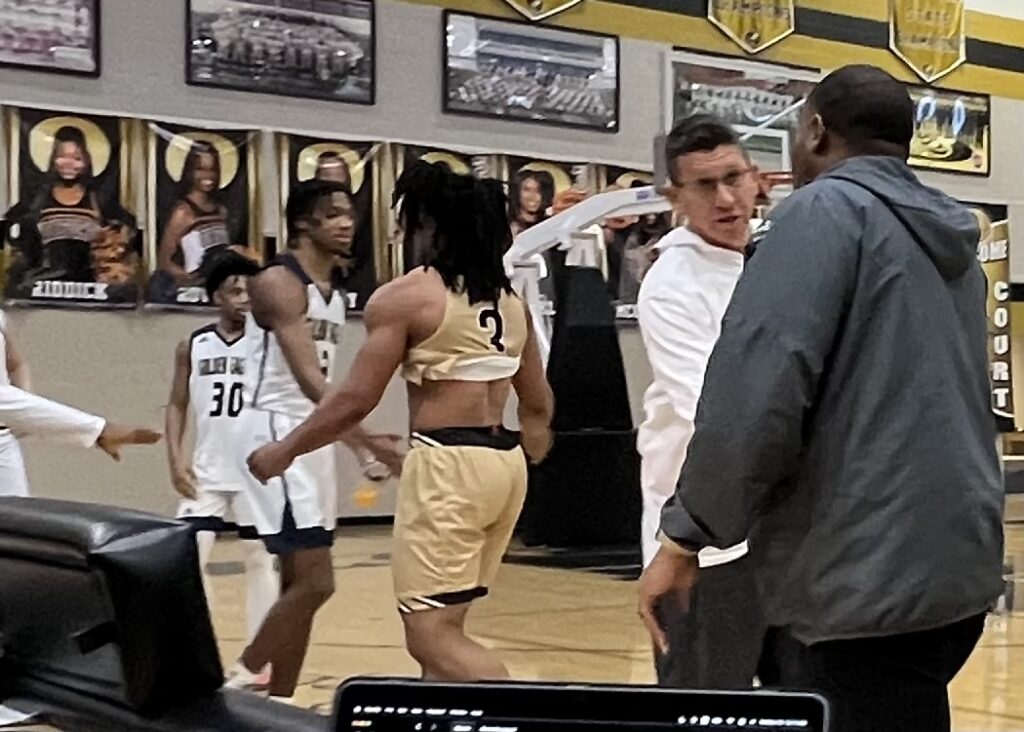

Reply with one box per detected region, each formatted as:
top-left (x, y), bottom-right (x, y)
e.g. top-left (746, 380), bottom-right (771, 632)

top-left (760, 614), bottom-right (986, 732)
top-left (655, 554), bottom-right (766, 689)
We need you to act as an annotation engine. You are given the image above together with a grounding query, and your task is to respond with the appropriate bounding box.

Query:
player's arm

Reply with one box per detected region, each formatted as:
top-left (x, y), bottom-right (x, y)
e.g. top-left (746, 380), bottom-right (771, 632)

top-left (512, 302), bottom-right (554, 463)
top-left (165, 340), bottom-right (197, 499)
top-left (3, 318), bottom-right (32, 391)
top-left (248, 285), bottom-right (409, 482)
top-left (249, 267), bottom-right (329, 404)
top-left (157, 205), bottom-right (193, 279)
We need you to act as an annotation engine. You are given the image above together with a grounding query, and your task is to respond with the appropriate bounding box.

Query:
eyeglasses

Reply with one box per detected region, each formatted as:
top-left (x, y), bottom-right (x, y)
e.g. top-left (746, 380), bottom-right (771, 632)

top-left (676, 168), bottom-right (755, 197)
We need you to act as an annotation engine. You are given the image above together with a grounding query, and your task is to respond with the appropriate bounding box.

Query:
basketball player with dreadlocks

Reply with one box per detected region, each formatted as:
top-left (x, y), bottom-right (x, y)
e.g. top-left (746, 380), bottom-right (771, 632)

top-left (225, 179), bottom-right (402, 700)
top-left (249, 161), bottom-right (554, 681)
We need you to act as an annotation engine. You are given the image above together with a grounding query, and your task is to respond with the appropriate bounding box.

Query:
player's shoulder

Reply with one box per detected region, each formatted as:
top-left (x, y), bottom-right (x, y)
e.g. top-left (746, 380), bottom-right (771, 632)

top-left (365, 269), bottom-right (437, 322)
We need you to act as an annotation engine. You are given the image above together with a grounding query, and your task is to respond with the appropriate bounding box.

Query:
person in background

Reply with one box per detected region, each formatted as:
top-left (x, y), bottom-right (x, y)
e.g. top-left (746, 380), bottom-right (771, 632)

top-left (165, 252), bottom-right (278, 689)
top-left (314, 151), bottom-right (352, 187)
top-left (509, 169), bottom-right (555, 237)
top-left (637, 113), bottom-right (765, 688)
top-left (638, 64), bottom-right (1003, 732)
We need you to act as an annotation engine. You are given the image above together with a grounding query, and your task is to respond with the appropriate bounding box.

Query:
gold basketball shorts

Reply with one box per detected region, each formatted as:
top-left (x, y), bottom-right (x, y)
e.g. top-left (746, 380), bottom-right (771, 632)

top-left (392, 426), bottom-right (527, 613)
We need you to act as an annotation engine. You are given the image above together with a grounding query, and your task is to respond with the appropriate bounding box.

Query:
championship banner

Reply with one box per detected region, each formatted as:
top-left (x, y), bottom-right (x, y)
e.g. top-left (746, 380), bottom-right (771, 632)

top-left (890, 0), bottom-right (966, 83)
top-left (2, 107), bottom-right (141, 307)
top-left (502, 0), bottom-right (584, 23)
top-left (908, 86), bottom-right (990, 176)
top-left (145, 122), bottom-right (260, 308)
top-left (707, 0), bottom-right (795, 55)
top-left (599, 167), bottom-right (670, 317)
top-left (279, 134), bottom-right (385, 311)
top-left (397, 145), bottom-right (500, 273)
top-left (969, 203), bottom-right (1014, 431)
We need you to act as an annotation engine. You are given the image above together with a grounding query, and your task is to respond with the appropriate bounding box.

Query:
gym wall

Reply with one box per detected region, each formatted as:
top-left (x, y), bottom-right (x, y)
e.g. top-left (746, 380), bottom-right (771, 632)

top-left (0, 0), bottom-right (1022, 516)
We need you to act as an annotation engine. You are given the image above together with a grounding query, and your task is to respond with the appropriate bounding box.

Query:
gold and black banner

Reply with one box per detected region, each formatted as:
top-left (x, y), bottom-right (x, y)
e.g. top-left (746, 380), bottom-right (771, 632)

top-left (502, 0), bottom-right (583, 22)
top-left (972, 204), bottom-right (1015, 431)
top-left (890, 0), bottom-right (966, 83)
top-left (707, 0), bottom-right (795, 55)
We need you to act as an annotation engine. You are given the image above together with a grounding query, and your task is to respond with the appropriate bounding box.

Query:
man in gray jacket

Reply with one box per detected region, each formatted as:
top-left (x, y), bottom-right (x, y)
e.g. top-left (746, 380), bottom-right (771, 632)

top-left (638, 64), bottom-right (1004, 732)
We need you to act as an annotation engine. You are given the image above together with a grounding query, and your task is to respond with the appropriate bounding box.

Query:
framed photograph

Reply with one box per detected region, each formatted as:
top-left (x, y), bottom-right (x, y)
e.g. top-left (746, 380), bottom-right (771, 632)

top-left (186, 0), bottom-right (375, 105)
top-left (278, 134), bottom-right (385, 310)
top-left (144, 122), bottom-right (262, 308)
top-left (443, 11), bottom-right (619, 132)
top-left (666, 51), bottom-right (818, 170)
top-left (0, 0), bottom-right (100, 76)
top-left (2, 107), bottom-right (140, 307)
top-left (908, 86), bottom-right (990, 176)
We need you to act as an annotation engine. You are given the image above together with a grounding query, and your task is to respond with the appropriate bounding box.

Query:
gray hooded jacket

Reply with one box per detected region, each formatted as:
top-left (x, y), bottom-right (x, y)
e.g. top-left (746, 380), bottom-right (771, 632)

top-left (660, 156), bottom-right (1005, 643)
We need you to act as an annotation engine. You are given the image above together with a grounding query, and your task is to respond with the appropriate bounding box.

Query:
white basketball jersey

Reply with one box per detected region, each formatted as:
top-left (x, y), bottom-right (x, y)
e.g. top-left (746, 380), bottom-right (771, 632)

top-left (243, 255), bottom-right (345, 419)
top-left (189, 325), bottom-right (249, 492)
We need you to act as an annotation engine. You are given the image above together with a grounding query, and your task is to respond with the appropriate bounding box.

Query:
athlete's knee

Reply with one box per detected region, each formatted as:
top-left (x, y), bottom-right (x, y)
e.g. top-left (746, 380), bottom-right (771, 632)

top-left (293, 569), bottom-right (334, 607)
top-left (402, 608), bottom-right (461, 664)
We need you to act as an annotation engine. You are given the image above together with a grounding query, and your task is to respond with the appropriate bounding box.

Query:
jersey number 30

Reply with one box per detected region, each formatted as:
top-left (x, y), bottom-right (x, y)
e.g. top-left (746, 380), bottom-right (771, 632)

top-left (210, 382), bottom-right (244, 418)
top-left (479, 308), bottom-right (506, 353)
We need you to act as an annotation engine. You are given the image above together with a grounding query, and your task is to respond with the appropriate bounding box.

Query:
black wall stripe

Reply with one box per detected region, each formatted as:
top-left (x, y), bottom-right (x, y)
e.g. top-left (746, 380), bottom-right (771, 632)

top-left (600, 0), bottom-right (1024, 76)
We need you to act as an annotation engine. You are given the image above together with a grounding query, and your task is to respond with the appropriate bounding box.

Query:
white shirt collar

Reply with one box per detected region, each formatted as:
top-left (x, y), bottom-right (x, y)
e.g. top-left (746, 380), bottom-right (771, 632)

top-left (655, 226), bottom-right (744, 262)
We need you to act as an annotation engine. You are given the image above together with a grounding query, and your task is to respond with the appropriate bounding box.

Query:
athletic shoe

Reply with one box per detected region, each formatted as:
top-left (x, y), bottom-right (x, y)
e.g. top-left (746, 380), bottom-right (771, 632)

top-left (223, 660), bottom-right (265, 691)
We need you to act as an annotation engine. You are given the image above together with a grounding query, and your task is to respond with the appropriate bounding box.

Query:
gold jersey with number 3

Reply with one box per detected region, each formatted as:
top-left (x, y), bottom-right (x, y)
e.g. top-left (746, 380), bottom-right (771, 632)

top-left (401, 288), bottom-right (527, 385)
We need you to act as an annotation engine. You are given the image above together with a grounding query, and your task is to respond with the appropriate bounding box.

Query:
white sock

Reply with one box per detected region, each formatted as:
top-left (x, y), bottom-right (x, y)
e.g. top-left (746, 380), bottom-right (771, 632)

top-left (243, 540), bottom-right (279, 643)
top-left (195, 531), bottom-right (216, 612)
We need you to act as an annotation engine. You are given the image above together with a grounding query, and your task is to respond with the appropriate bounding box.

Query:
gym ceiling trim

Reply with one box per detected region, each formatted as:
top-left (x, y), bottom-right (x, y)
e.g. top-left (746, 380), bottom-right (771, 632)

top-left (412, 0), bottom-right (1024, 100)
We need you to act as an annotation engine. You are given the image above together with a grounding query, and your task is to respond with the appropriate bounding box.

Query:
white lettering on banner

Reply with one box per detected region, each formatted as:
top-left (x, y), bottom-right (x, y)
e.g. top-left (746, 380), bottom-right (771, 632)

top-left (994, 388), bottom-right (1012, 409)
top-left (993, 362), bottom-right (1011, 382)
top-left (994, 280), bottom-right (1010, 302)
top-left (994, 334), bottom-right (1010, 356)
top-left (30, 281), bottom-right (109, 301)
top-left (995, 307), bottom-right (1010, 328)
top-left (976, 215), bottom-right (1014, 425)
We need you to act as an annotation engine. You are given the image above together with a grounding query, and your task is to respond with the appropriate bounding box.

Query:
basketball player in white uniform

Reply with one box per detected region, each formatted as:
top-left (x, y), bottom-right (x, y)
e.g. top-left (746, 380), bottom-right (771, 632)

top-left (0, 313), bottom-right (160, 497)
top-left (164, 253), bottom-right (278, 682)
top-left (225, 179), bottom-right (401, 700)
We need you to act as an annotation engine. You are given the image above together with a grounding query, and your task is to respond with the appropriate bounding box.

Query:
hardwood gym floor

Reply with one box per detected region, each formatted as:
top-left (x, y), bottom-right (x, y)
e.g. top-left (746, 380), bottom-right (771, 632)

top-left (197, 522), bottom-right (1024, 730)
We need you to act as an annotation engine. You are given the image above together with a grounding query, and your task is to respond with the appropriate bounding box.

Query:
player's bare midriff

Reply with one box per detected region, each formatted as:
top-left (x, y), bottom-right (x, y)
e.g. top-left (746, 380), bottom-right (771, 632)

top-left (406, 378), bottom-right (513, 433)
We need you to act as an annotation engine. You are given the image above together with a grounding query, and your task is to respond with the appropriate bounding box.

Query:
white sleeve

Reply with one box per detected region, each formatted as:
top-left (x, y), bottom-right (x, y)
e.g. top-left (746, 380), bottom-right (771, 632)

top-left (637, 292), bottom-right (719, 457)
top-left (0, 385), bottom-right (106, 448)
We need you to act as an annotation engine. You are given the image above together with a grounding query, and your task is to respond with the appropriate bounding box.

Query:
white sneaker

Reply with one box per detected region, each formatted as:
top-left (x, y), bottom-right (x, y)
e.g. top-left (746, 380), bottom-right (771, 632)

top-left (269, 695), bottom-right (298, 706)
top-left (223, 660), bottom-right (265, 691)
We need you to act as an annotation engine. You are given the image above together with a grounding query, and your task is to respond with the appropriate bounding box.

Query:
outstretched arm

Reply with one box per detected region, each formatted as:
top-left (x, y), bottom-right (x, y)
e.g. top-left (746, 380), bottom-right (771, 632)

top-left (247, 286), bottom-right (408, 483)
top-left (4, 318), bottom-right (32, 391)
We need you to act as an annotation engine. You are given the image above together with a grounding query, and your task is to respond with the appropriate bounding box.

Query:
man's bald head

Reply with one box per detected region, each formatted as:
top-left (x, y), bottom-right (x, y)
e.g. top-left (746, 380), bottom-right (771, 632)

top-left (793, 64), bottom-right (914, 186)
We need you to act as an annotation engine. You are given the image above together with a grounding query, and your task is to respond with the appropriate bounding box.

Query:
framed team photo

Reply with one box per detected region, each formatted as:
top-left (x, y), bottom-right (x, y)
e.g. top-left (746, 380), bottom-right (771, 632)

top-left (443, 11), bottom-right (619, 132)
top-left (186, 0), bottom-right (375, 105)
top-left (278, 133), bottom-right (385, 311)
top-left (908, 86), bottom-right (990, 176)
top-left (145, 121), bottom-right (261, 308)
top-left (396, 144), bottom-right (501, 273)
top-left (0, 0), bottom-right (100, 76)
top-left (2, 106), bottom-right (141, 307)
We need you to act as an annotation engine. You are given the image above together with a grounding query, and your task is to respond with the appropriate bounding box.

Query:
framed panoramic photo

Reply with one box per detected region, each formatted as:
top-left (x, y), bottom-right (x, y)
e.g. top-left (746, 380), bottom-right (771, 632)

top-left (186, 0), bottom-right (375, 105)
top-left (0, 0), bottom-right (100, 76)
top-left (907, 85), bottom-right (990, 176)
top-left (443, 10), bottom-right (619, 132)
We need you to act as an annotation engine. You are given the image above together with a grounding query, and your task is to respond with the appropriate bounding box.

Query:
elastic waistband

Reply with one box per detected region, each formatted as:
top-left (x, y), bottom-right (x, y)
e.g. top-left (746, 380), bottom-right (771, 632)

top-left (411, 426), bottom-right (521, 451)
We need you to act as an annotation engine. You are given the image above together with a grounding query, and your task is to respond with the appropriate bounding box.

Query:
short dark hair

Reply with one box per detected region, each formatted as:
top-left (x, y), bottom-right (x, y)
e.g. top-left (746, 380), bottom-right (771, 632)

top-left (286, 179), bottom-right (351, 240)
top-left (664, 114), bottom-right (741, 184)
top-left (808, 65), bottom-right (914, 155)
top-left (204, 250), bottom-right (260, 299)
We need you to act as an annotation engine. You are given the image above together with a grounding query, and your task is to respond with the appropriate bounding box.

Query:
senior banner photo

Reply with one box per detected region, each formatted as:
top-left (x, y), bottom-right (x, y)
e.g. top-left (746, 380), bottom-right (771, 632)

top-left (908, 86), bottom-right (990, 176)
top-left (279, 134), bottom-right (385, 311)
top-left (145, 121), bottom-right (261, 308)
top-left (2, 106), bottom-right (141, 307)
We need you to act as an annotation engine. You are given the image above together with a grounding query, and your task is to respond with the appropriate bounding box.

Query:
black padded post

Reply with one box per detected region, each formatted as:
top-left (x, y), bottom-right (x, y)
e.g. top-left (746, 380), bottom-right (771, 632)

top-left (518, 266), bottom-right (641, 547)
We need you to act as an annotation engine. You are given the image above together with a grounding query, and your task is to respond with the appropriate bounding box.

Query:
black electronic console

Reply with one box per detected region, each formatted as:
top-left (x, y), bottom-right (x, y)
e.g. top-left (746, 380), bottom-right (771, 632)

top-left (333, 678), bottom-right (829, 732)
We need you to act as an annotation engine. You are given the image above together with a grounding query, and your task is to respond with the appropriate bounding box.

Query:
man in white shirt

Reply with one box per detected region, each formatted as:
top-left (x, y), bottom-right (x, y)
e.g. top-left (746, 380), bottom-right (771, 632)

top-left (636, 113), bottom-right (764, 688)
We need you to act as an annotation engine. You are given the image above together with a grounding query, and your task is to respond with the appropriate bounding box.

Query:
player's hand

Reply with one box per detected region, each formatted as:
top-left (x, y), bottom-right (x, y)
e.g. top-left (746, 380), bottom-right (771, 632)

top-left (172, 466), bottom-right (198, 500)
top-left (361, 433), bottom-right (405, 478)
top-left (96, 424), bottom-right (162, 462)
top-left (637, 546), bottom-right (699, 655)
top-left (247, 442), bottom-right (293, 484)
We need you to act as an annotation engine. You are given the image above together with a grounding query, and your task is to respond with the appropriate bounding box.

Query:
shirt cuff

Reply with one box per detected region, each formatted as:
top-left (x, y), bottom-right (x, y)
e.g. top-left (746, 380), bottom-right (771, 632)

top-left (657, 530), bottom-right (701, 556)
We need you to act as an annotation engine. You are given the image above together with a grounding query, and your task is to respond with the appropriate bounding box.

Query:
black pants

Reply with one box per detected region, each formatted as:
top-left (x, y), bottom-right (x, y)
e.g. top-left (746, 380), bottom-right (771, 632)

top-left (655, 554), bottom-right (765, 689)
top-left (760, 614), bottom-right (986, 732)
